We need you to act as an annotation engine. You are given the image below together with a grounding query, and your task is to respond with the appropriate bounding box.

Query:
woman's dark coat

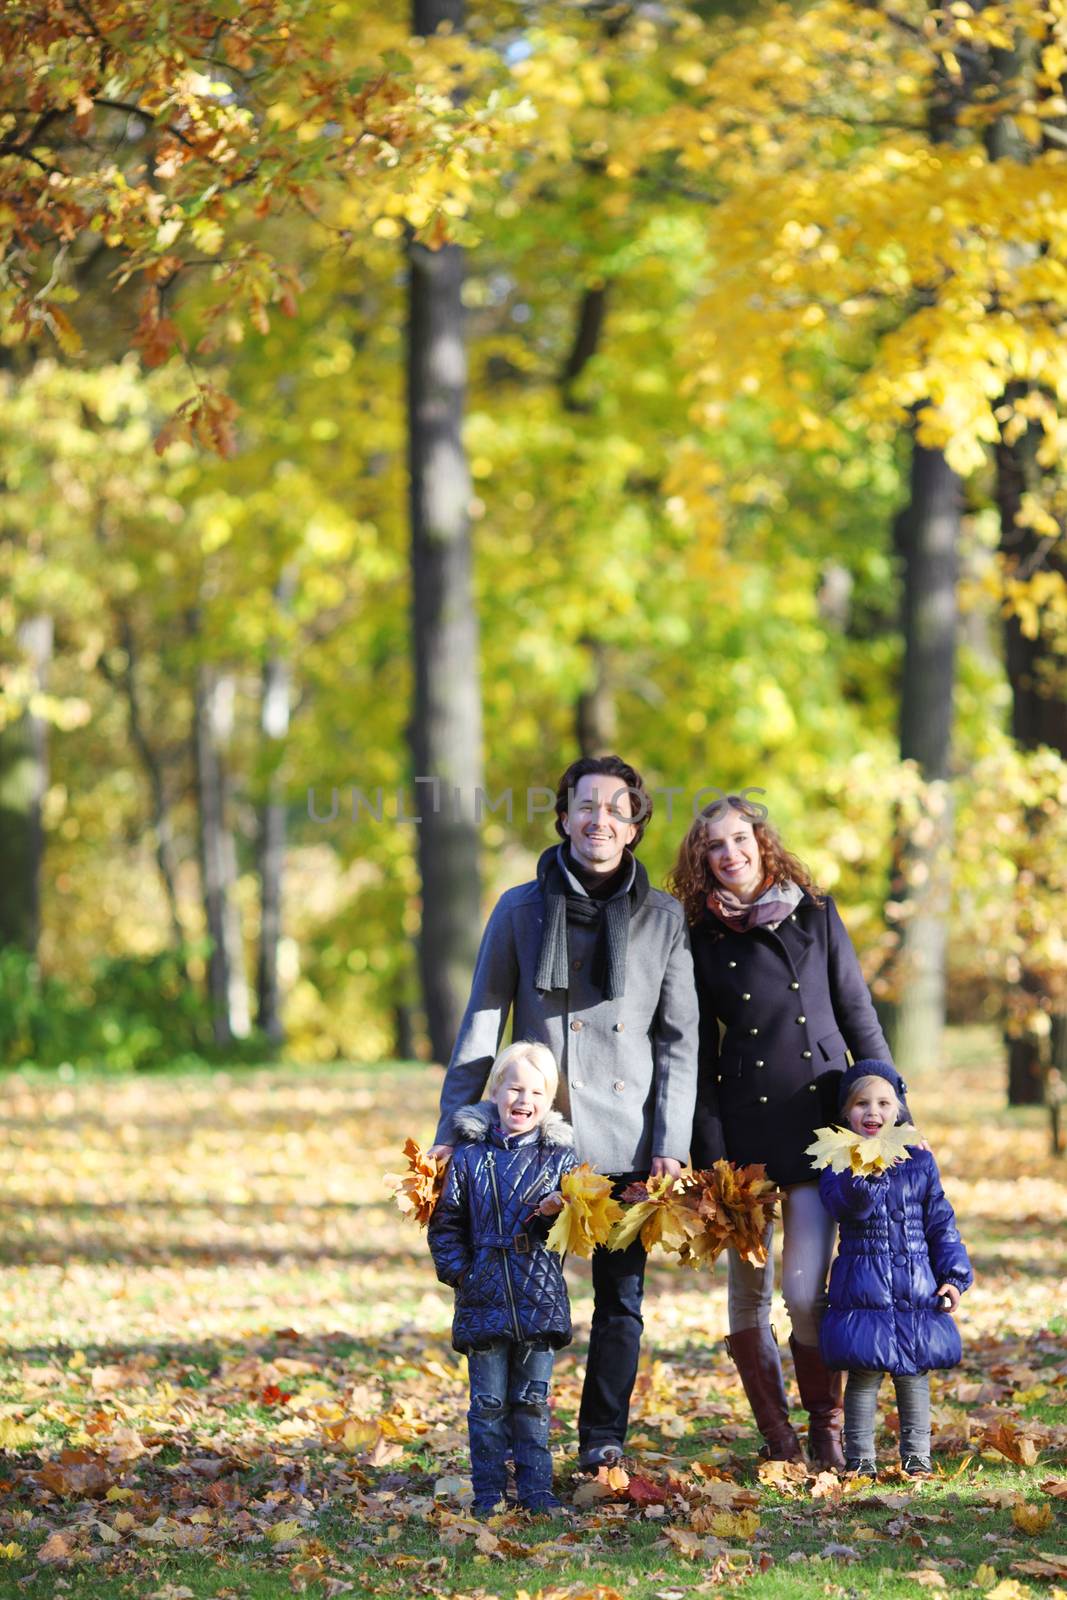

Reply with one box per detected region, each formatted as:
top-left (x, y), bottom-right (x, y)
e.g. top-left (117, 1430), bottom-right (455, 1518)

top-left (689, 893), bottom-right (895, 1186)
top-left (818, 1149), bottom-right (973, 1376)
top-left (427, 1103), bottom-right (577, 1354)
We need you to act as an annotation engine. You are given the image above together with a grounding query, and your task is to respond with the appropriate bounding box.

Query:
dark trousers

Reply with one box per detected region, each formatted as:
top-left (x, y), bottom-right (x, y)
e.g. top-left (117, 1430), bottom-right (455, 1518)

top-left (578, 1215), bottom-right (648, 1453)
top-left (467, 1339), bottom-right (555, 1508)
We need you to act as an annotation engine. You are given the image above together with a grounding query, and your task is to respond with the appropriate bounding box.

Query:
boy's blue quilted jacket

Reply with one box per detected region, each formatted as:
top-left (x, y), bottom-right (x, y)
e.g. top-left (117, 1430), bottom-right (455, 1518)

top-left (428, 1103), bottom-right (577, 1354)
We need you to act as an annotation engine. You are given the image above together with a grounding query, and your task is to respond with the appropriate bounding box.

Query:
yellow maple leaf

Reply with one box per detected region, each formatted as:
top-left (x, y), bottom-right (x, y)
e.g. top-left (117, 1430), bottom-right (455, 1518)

top-left (704, 1508), bottom-right (760, 1540)
top-left (1012, 1501), bottom-right (1052, 1534)
top-left (546, 1165), bottom-right (623, 1258)
top-left (806, 1124), bottom-right (918, 1175)
top-left (267, 1518), bottom-right (304, 1544)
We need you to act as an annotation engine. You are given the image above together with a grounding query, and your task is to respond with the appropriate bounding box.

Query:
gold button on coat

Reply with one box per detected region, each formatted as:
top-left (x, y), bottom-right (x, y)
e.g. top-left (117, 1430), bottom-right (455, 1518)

top-left (570, 1019), bottom-right (583, 1031)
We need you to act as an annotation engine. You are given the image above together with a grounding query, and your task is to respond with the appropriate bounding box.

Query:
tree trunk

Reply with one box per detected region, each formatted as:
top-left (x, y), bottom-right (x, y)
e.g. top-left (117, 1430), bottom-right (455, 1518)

top-left (576, 638), bottom-right (617, 756)
top-left (407, 0), bottom-right (484, 1066)
top-left (255, 568), bottom-right (295, 1047)
top-left (193, 655), bottom-right (251, 1046)
top-left (563, 290), bottom-right (615, 753)
top-left (995, 397), bottom-right (1067, 1105)
top-left (99, 612), bottom-right (186, 955)
top-left (886, 441), bottom-right (960, 1072)
top-left (0, 615), bottom-right (52, 953)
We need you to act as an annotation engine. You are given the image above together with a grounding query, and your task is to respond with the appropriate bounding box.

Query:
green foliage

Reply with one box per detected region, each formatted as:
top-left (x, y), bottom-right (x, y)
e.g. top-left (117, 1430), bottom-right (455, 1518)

top-left (0, 948), bottom-right (210, 1071)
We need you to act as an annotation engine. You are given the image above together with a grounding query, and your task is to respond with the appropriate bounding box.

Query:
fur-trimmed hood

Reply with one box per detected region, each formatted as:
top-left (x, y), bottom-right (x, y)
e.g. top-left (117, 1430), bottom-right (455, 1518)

top-left (450, 1101), bottom-right (575, 1148)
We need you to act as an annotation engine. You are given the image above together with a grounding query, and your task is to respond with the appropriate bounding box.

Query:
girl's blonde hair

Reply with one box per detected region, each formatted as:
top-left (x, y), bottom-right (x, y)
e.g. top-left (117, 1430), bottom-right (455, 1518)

top-left (487, 1040), bottom-right (559, 1102)
top-left (842, 1073), bottom-right (902, 1118)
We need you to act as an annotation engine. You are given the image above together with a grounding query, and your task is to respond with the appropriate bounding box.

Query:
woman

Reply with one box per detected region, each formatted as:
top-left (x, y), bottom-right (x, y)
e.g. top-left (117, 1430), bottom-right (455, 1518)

top-left (668, 796), bottom-right (901, 1469)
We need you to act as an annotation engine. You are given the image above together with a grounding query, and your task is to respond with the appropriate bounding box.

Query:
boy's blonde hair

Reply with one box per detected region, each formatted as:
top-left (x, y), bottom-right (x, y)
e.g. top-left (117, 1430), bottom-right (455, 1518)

top-left (487, 1040), bottom-right (560, 1103)
top-left (842, 1073), bottom-right (902, 1118)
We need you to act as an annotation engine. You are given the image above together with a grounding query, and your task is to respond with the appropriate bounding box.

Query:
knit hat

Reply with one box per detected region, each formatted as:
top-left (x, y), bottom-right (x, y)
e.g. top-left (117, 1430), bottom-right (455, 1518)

top-left (837, 1058), bottom-right (909, 1115)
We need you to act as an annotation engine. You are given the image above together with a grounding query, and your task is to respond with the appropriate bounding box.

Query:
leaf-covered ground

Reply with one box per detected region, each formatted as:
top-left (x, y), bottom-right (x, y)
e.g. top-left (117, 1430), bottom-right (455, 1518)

top-left (1, 1027), bottom-right (1065, 1600)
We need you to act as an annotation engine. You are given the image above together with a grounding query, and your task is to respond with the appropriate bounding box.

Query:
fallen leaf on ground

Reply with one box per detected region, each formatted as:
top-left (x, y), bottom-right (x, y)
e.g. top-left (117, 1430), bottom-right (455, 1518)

top-left (1012, 1502), bottom-right (1052, 1533)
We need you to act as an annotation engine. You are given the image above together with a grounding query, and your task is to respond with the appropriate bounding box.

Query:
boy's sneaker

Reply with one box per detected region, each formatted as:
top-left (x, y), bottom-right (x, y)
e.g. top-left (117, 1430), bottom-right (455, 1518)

top-left (471, 1496), bottom-right (507, 1519)
top-left (901, 1454), bottom-right (932, 1478)
top-left (520, 1491), bottom-right (563, 1515)
top-left (578, 1442), bottom-right (623, 1471)
top-left (844, 1457), bottom-right (877, 1478)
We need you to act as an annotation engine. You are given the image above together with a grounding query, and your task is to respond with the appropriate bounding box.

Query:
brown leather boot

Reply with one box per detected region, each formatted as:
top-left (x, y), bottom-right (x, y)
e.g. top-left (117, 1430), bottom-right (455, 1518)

top-left (724, 1326), bottom-right (803, 1462)
top-left (788, 1335), bottom-right (845, 1470)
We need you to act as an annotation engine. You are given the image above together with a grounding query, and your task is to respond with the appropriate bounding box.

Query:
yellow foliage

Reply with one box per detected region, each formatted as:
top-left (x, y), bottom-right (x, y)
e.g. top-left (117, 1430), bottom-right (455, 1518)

top-left (806, 1123), bottom-right (919, 1175)
top-left (606, 1173), bottom-right (701, 1255)
top-left (546, 1165), bottom-right (624, 1258)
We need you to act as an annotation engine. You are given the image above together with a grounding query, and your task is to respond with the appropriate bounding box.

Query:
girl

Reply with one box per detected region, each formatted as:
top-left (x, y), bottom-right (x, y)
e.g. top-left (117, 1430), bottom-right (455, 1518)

top-left (818, 1061), bottom-right (973, 1477)
top-left (428, 1041), bottom-right (577, 1515)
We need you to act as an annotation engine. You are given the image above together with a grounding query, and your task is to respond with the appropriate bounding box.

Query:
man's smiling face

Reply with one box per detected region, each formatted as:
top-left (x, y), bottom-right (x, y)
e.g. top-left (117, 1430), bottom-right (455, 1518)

top-left (561, 773), bottom-right (638, 875)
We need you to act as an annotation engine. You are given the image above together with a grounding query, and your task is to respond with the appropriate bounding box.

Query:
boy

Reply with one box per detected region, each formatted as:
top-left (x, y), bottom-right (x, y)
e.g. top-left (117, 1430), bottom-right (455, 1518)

top-left (428, 1041), bottom-right (577, 1514)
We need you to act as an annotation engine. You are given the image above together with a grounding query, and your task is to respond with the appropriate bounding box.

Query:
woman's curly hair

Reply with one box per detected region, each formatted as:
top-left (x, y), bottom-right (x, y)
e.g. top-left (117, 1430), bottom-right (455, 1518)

top-left (665, 795), bottom-right (824, 925)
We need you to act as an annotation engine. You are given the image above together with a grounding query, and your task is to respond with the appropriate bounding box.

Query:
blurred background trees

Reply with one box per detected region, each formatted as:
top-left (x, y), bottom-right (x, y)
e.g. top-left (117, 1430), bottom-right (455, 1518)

top-left (1, 0), bottom-right (1064, 1123)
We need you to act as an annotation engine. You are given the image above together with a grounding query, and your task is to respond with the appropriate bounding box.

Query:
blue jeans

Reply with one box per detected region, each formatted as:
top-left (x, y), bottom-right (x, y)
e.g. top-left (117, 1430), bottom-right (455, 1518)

top-left (467, 1339), bottom-right (555, 1507)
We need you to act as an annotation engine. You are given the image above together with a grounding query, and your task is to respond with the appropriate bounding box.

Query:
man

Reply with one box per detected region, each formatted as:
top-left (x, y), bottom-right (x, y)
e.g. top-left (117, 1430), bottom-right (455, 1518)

top-left (428, 754), bottom-right (699, 1468)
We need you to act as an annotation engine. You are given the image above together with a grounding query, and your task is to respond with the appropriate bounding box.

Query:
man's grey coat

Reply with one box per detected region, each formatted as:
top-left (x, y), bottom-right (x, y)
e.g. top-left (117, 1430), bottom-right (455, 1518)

top-left (435, 854), bottom-right (700, 1175)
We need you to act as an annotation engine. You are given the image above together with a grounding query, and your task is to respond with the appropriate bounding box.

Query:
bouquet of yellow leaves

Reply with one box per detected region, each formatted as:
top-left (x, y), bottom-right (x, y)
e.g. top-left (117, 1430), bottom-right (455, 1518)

top-left (805, 1122), bottom-right (918, 1176)
top-left (384, 1138), bottom-right (448, 1227)
top-left (546, 1164), bottom-right (625, 1259)
top-left (606, 1172), bottom-right (703, 1256)
top-left (680, 1160), bottom-right (781, 1268)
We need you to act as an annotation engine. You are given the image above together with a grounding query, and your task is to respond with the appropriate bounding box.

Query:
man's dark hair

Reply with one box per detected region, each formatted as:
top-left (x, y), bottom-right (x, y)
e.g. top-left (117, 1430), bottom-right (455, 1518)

top-left (553, 754), bottom-right (653, 849)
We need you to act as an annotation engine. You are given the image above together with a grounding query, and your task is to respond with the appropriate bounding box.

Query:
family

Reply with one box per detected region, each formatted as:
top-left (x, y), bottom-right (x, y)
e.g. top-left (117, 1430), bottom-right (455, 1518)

top-left (425, 755), bottom-right (973, 1515)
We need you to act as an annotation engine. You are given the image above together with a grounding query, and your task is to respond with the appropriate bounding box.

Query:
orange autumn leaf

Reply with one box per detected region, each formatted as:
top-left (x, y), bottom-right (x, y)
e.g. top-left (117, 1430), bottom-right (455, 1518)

top-left (682, 1160), bottom-right (782, 1267)
top-left (384, 1138), bottom-right (447, 1227)
top-left (982, 1421), bottom-right (1041, 1467)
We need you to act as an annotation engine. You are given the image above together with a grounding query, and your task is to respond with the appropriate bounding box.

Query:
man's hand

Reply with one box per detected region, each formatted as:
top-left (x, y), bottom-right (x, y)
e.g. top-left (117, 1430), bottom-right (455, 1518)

top-left (427, 1144), bottom-right (454, 1163)
top-left (537, 1191), bottom-right (565, 1217)
top-left (937, 1282), bottom-right (961, 1311)
top-left (650, 1156), bottom-right (682, 1180)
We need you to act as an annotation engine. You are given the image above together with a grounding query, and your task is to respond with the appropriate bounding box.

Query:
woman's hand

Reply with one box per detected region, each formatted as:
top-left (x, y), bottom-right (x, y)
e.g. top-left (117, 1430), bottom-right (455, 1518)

top-left (427, 1144), bottom-right (454, 1162)
top-left (650, 1156), bottom-right (683, 1180)
top-left (537, 1191), bottom-right (565, 1217)
top-left (937, 1282), bottom-right (961, 1311)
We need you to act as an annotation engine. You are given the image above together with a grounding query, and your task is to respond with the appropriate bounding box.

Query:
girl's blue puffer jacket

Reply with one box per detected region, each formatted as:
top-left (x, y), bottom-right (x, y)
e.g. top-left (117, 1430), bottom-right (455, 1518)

top-left (428, 1102), bottom-right (578, 1354)
top-left (819, 1148), bottom-right (973, 1377)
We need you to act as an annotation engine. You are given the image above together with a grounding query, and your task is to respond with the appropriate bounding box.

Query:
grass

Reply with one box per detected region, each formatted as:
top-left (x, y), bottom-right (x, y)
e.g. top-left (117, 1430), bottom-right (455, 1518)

top-left (0, 1026), bottom-right (1064, 1598)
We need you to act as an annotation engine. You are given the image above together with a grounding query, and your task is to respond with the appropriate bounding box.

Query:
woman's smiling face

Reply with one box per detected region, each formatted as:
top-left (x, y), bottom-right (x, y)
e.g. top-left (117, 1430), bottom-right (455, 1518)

top-left (703, 807), bottom-right (764, 902)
